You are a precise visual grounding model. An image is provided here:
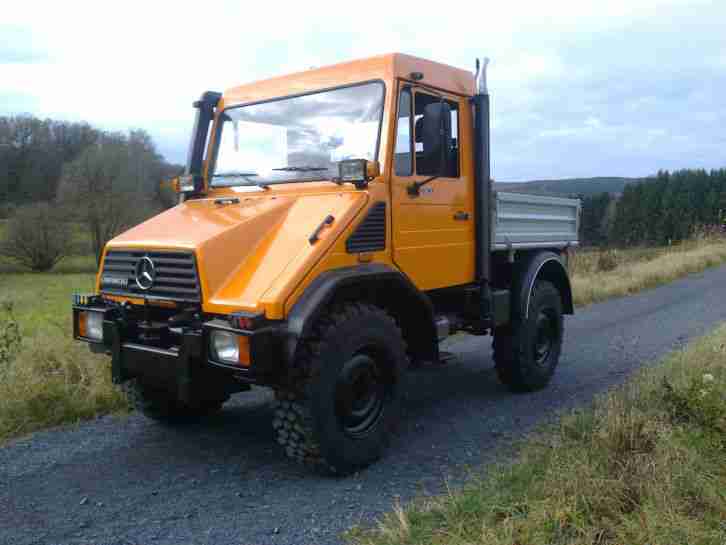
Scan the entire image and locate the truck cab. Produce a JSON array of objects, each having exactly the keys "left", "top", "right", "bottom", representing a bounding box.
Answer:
[{"left": 73, "top": 53, "right": 579, "bottom": 474}]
